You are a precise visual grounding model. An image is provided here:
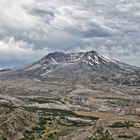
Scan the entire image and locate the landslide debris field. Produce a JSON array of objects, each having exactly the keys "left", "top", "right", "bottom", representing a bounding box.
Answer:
[{"left": 0, "top": 79, "right": 140, "bottom": 140}]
